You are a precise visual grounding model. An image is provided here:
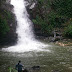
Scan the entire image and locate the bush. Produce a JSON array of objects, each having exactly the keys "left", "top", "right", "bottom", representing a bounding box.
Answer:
[
  {"left": 0, "top": 15, "right": 10, "bottom": 35},
  {"left": 32, "top": 15, "right": 53, "bottom": 34},
  {"left": 30, "top": 0, "right": 72, "bottom": 37},
  {"left": 51, "top": 0, "right": 72, "bottom": 18},
  {"left": 64, "top": 21, "right": 72, "bottom": 37},
  {"left": 0, "top": 9, "right": 13, "bottom": 36}
]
